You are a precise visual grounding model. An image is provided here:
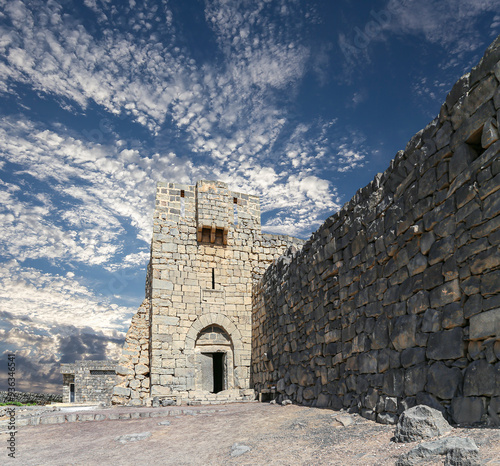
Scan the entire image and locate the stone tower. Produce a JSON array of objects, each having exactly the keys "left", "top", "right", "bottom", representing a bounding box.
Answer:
[{"left": 113, "top": 180, "right": 304, "bottom": 405}]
